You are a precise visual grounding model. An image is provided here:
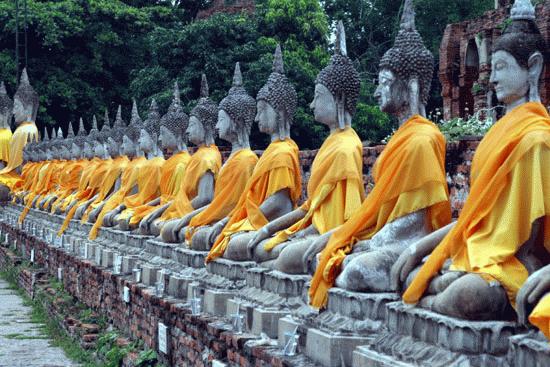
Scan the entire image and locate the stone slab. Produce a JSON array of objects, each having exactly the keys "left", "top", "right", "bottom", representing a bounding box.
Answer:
[
  {"left": 251, "top": 307, "right": 289, "bottom": 339},
  {"left": 206, "top": 258, "right": 256, "bottom": 281},
  {"left": 101, "top": 249, "right": 115, "bottom": 268},
  {"left": 141, "top": 265, "right": 160, "bottom": 286},
  {"left": 508, "top": 333, "right": 550, "bottom": 367},
  {"left": 278, "top": 316, "right": 300, "bottom": 347},
  {"left": 305, "top": 327, "right": 370, "bottom": 367},
  {"left": 167, "top": 275, "right": 188, "bottom": 299},
  {"left": 204, "top": 288, "right": 235, "bottom": 316},
  {"left": 172, "top": 247, "right": 207, "bottom": 268},
  {"left": 327, "top": 289, "right": 399, "bottom": 321},
  {"left": 352, "top": 346, "right": 414, "bottom": 367}
]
